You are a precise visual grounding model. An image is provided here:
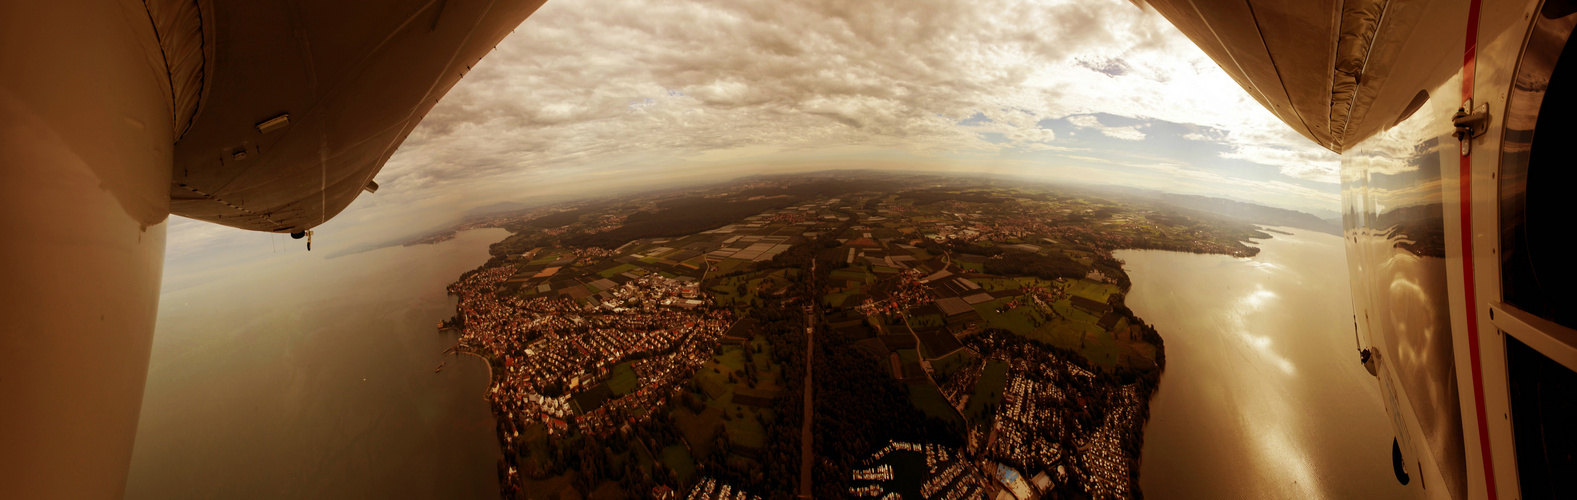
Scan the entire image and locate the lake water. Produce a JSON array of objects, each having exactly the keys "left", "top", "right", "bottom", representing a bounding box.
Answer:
[
  {"left": 127, "top": 225, "right": 1418, "bottom": 499},
  {"left": 1125, "top": 228, "right": 1420, "bottom": 499},
  {"left": 125, "top": 229, "right": 507, "bottom": 499}
]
